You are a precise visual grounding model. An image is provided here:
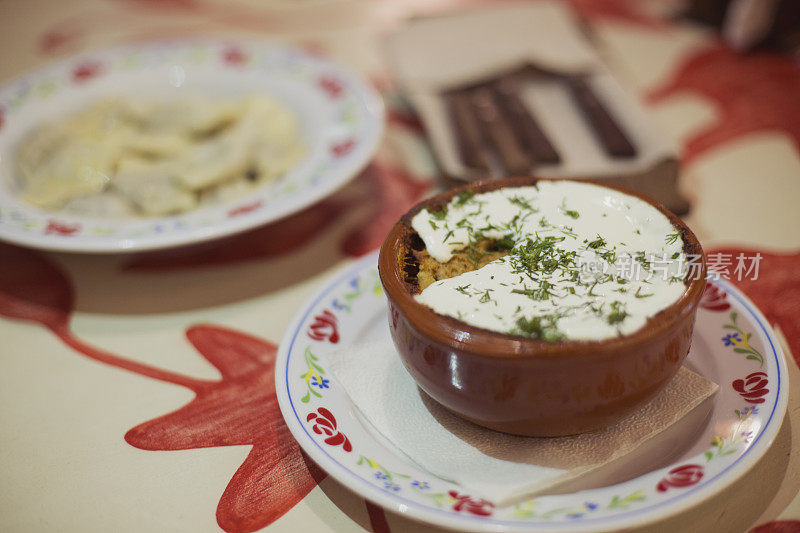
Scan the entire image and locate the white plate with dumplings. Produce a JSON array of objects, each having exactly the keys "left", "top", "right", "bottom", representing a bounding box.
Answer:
[{"left": 0, "top": 39, "right": 384, "bottom": 253}]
